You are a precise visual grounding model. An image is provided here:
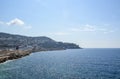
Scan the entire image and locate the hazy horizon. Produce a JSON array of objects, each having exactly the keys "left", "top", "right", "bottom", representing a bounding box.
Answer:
[{"left": 0, "top": 0, "right": 120, "bottom": 48}]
